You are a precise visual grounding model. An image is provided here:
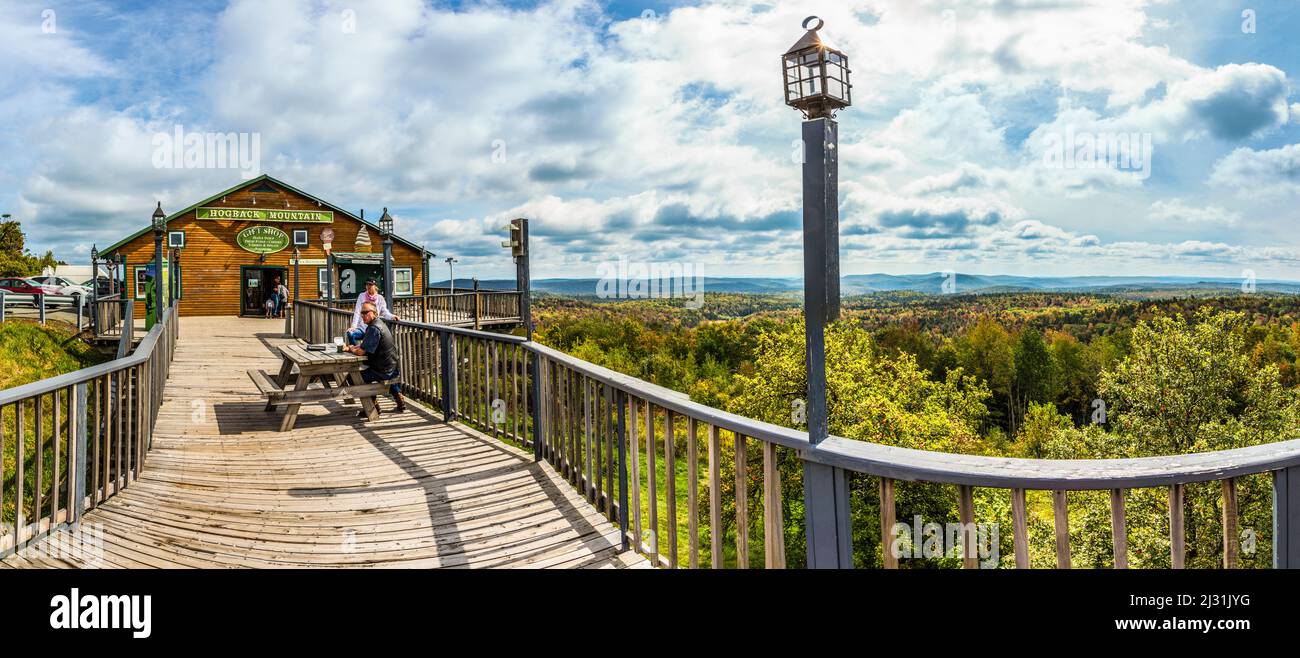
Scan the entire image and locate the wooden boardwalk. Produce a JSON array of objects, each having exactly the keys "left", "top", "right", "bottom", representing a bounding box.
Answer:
[{"left": 3, "top": 317, "right": 647, "bottom": 569}]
